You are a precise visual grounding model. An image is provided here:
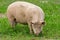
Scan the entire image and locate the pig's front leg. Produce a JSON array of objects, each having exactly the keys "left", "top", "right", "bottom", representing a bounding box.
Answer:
[{"left": 28, "top": 22, "right": 33, "bottom": 34}]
